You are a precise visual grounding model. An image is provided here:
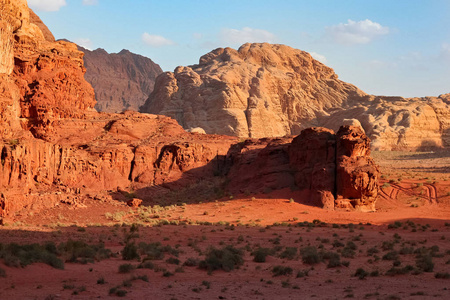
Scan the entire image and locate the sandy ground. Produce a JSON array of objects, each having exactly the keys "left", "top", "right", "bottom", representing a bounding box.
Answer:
[{"left": 1, "top": 150, "right": 450, "bottom": 299}]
